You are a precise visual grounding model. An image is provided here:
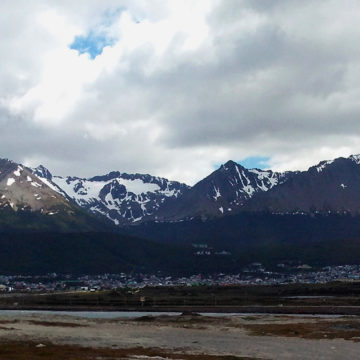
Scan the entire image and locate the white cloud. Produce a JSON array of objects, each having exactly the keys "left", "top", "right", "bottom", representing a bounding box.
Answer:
[{"left": 2, "top": 0, "right": 360, "bottom": 185}]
